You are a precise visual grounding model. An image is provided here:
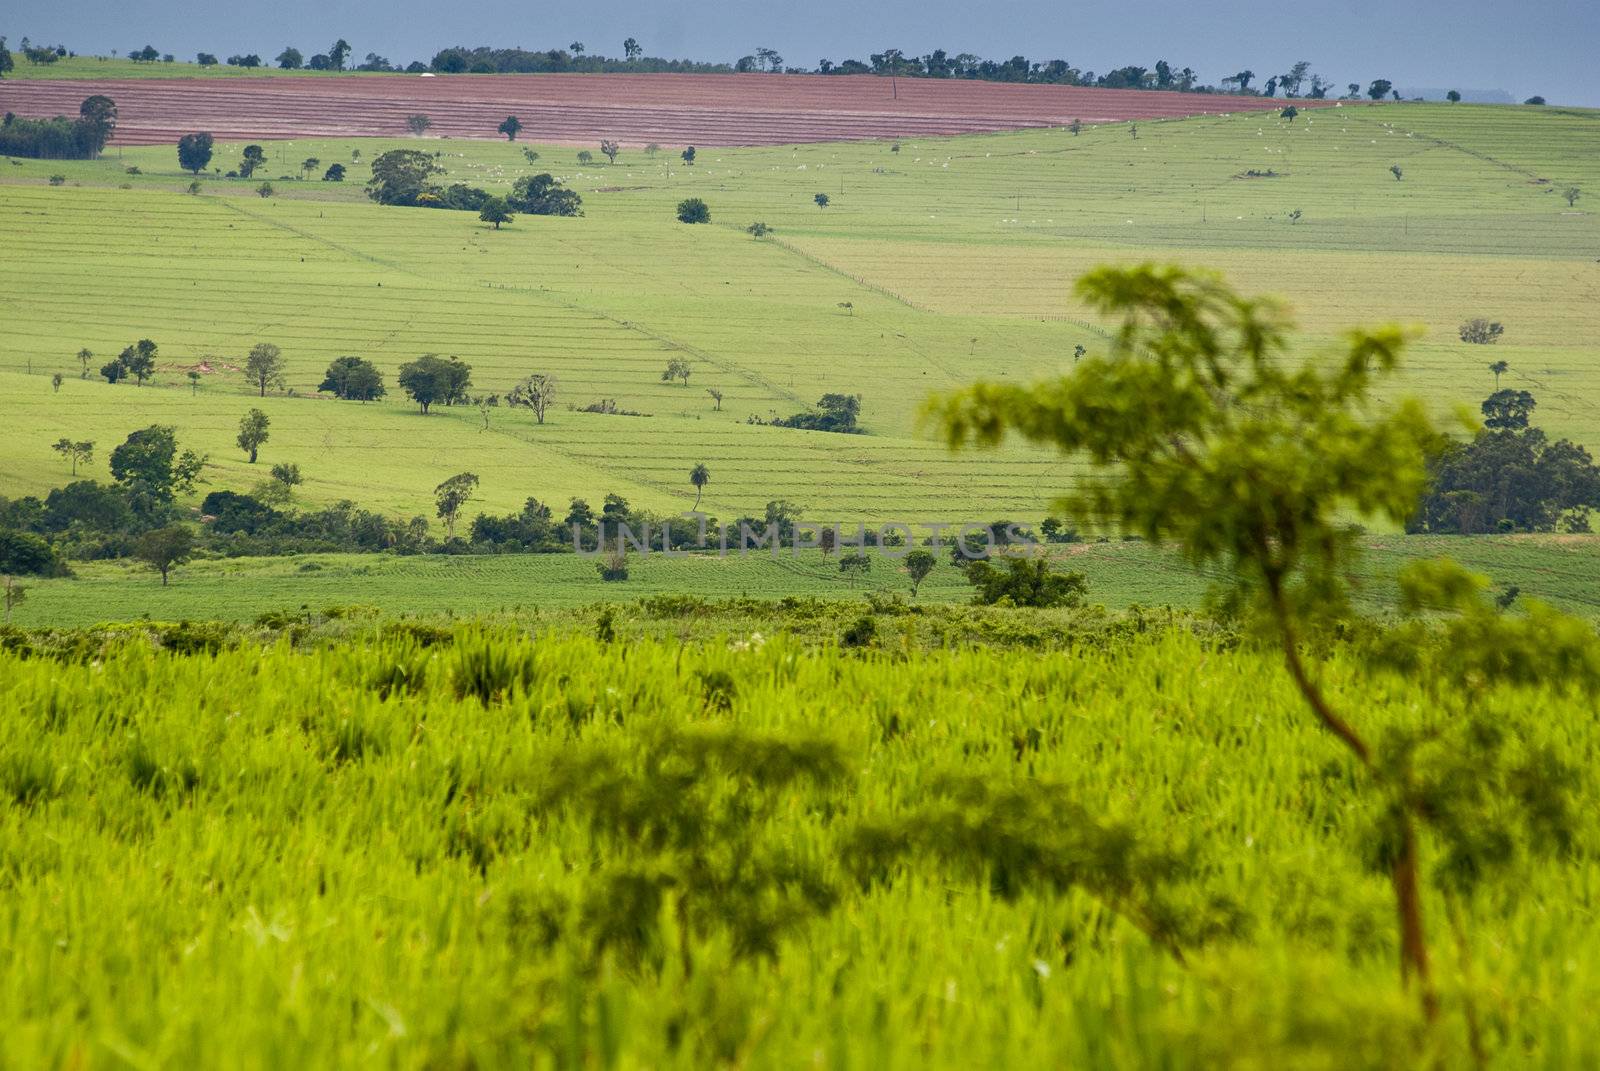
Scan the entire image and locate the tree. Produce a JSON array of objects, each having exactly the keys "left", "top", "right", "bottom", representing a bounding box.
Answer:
[
  {"left": 177, "top": 132, "right": 213, "bottom": 174},
  {"left": 681, "top": 146, "right": 696, "bottom": 166},
  {"left": 599, "top": 139, "right": 621, "bottom": 164},
  {"left": 814, "top": 192, "right": 830, "bottom": 207},
  {"left": 476, "top": 196, "right": 514, "bottom": 229},
  {"left": 1564, "top": 187, "right": 1581, "bottom": 208},
  {"left": 0, "top": 38, "right": 12, "bottom": 79},
  {"left": 507, "top": 373, "right": 557, "bottom": 424},
  {"left": 434, "top": 473, "right": 479, "bottom": 540},
  {"left": 366, "top": 149, "right": 442, "bottom": 205},
  {"left": 689, "top": 463, "right": 710, "bottom": 509},
  {"left": 1368, "top": 78, "right": 1393, "bottom": 100},
  {"left": 1489, "top": 359, "right": 1509, "bottom": 388},
  {"left": 964, "top": 555, "right": 1087, "bottom": 607},
  {"left": 1390, "top": 164, "right": 1403, "bottom": 182},
  {"left": 323, "top": 163, "right": 345, "bottom": 182},
  {"left": 187, "top": 180, "right": 203, "bottom": 195},
  {"left": 77, "top": 347, "right": 93, "bottom": 379},
  {"left": 237, "top": 408, "right": 270, "bottom": 463},
  {"left": 707, "top": 387, "right": 723, "bottom": 410},
  {"left": 188, "top": 370, "right": 201, "bottom": 394},
  {"left": 1481, "top": 388, "right": 1536, "bottom": 431},
  {"left": 134, "top": 525, "right": 193, "bottom": 586},
  {"left": 662, "top": 357, "right": 692, "bottom": 385},
  {"left": 925, "top": 264, "right": 1533, "bottom": 1020},
  {"left": 299, "top": 156, "right": 320, "bottom": 179},
  {"left": 498, "top": 115, "right": 522, "bottom": 140},
  {"left": 276, "top": 47, "right": 303, "bottom": 70},
  {"left": 257, "top": 182, "right": 274, "bottom": 198},
  {"left": 904, "top": 548, "right": 937, "bottom": 597},
  {"left": 76, "top": 95, "right": 118, "bottom": 156},
  {"left": 1459, "top": 318, "right": 1503, "bottom": 344},
  {"left": 329, "top": 38, "right": 351, "bottom": 71},
  {"left": 677, "top": 198, "right": 710, "bottom": 224},
  {"left": 746, "top": 221, "right": 771, "bottom": 237},
  {"left": 576, "top": 150, "right": 594, "bottom": 165},
  {"left": 1280, "top": 105, "right": 1298, "bottom": 121},
  {"left": 246, "top": 342, "right": 286, "bottom": 397},
  {"left": 1446, "top": 89, "right": 1461, "bottom": 102},
  {"left": 51, "top": 372, "right": 64, "bottom": 392},
  {"left": 398, "top": 354, "right": 471, "bottom": 414},
  {"left": 1, "top": 576, "right": 24, "bottom": 625},
  {"left": 239, "top": 144, "right": 266, "bottom": 178},
  {"left": 1525, "top": 96, "right": 1546, "bottom": 105},
  {"left": 405, "top": 113, "right": 432, "bottom": 136},
  {"left": 100, "top": 360, "right": 125, "bottom": 384},
  {"left": 110, "top": 426, "right": 179, "bottom": 512},
  {"left": 119, "top": 339, "right": 156, "bottom": 386},
  {"left": 318, "top": 356, "right": 385, "bottom": 401},
  {"left": 838, "top": 552, "right": 871, "bottom": 587},
  {"left": 50, "top": 438, "right": 94, "bottom": 475},
  {"left": 1413, "top": 394, "right": 1600, "bottom": 534},
  {"left": 623, "top": 38, "right": 642, "bottom": 61},
  {"left": 506, "top": 173, "right": 583, "bottom": 216}
]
